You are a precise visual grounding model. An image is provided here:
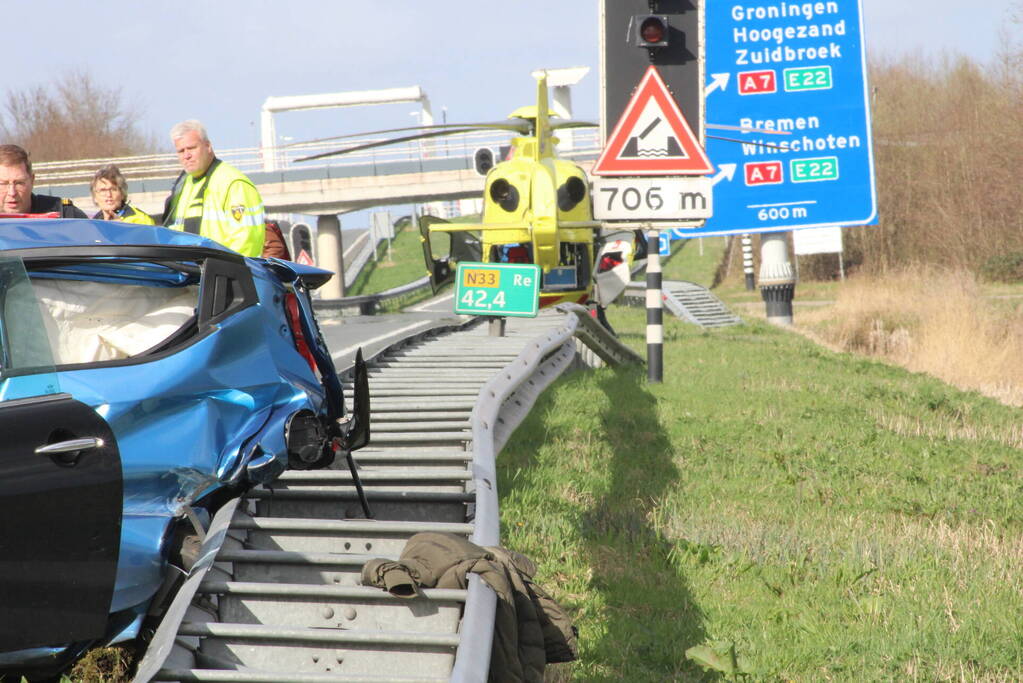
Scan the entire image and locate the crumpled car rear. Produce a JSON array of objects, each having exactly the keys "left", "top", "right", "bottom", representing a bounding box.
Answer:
[{"left": 0, "top": 219, "right": 351, "bottom": 676}]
